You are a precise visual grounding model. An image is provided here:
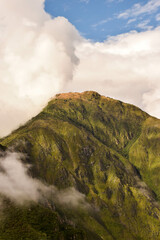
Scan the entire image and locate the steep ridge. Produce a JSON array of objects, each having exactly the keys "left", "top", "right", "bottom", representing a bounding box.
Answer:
[{"left": 0, "top": 91, "right": 160, "bottom": 239}]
